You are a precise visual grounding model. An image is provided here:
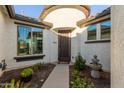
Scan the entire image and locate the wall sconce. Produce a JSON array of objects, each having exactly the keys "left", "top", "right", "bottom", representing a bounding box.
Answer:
[{"left": 0, "top": 59, "right": 7, "bottom": 71}]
